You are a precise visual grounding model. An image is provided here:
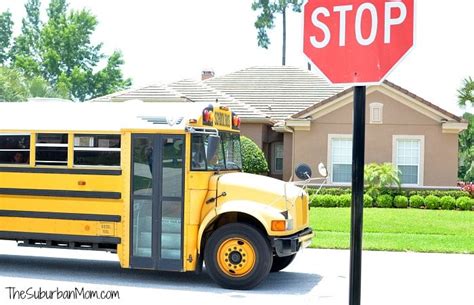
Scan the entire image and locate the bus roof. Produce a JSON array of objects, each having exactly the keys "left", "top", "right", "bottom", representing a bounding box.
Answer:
[{"left": 0, "top": 100, "right": 214, "bottom": 132}]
